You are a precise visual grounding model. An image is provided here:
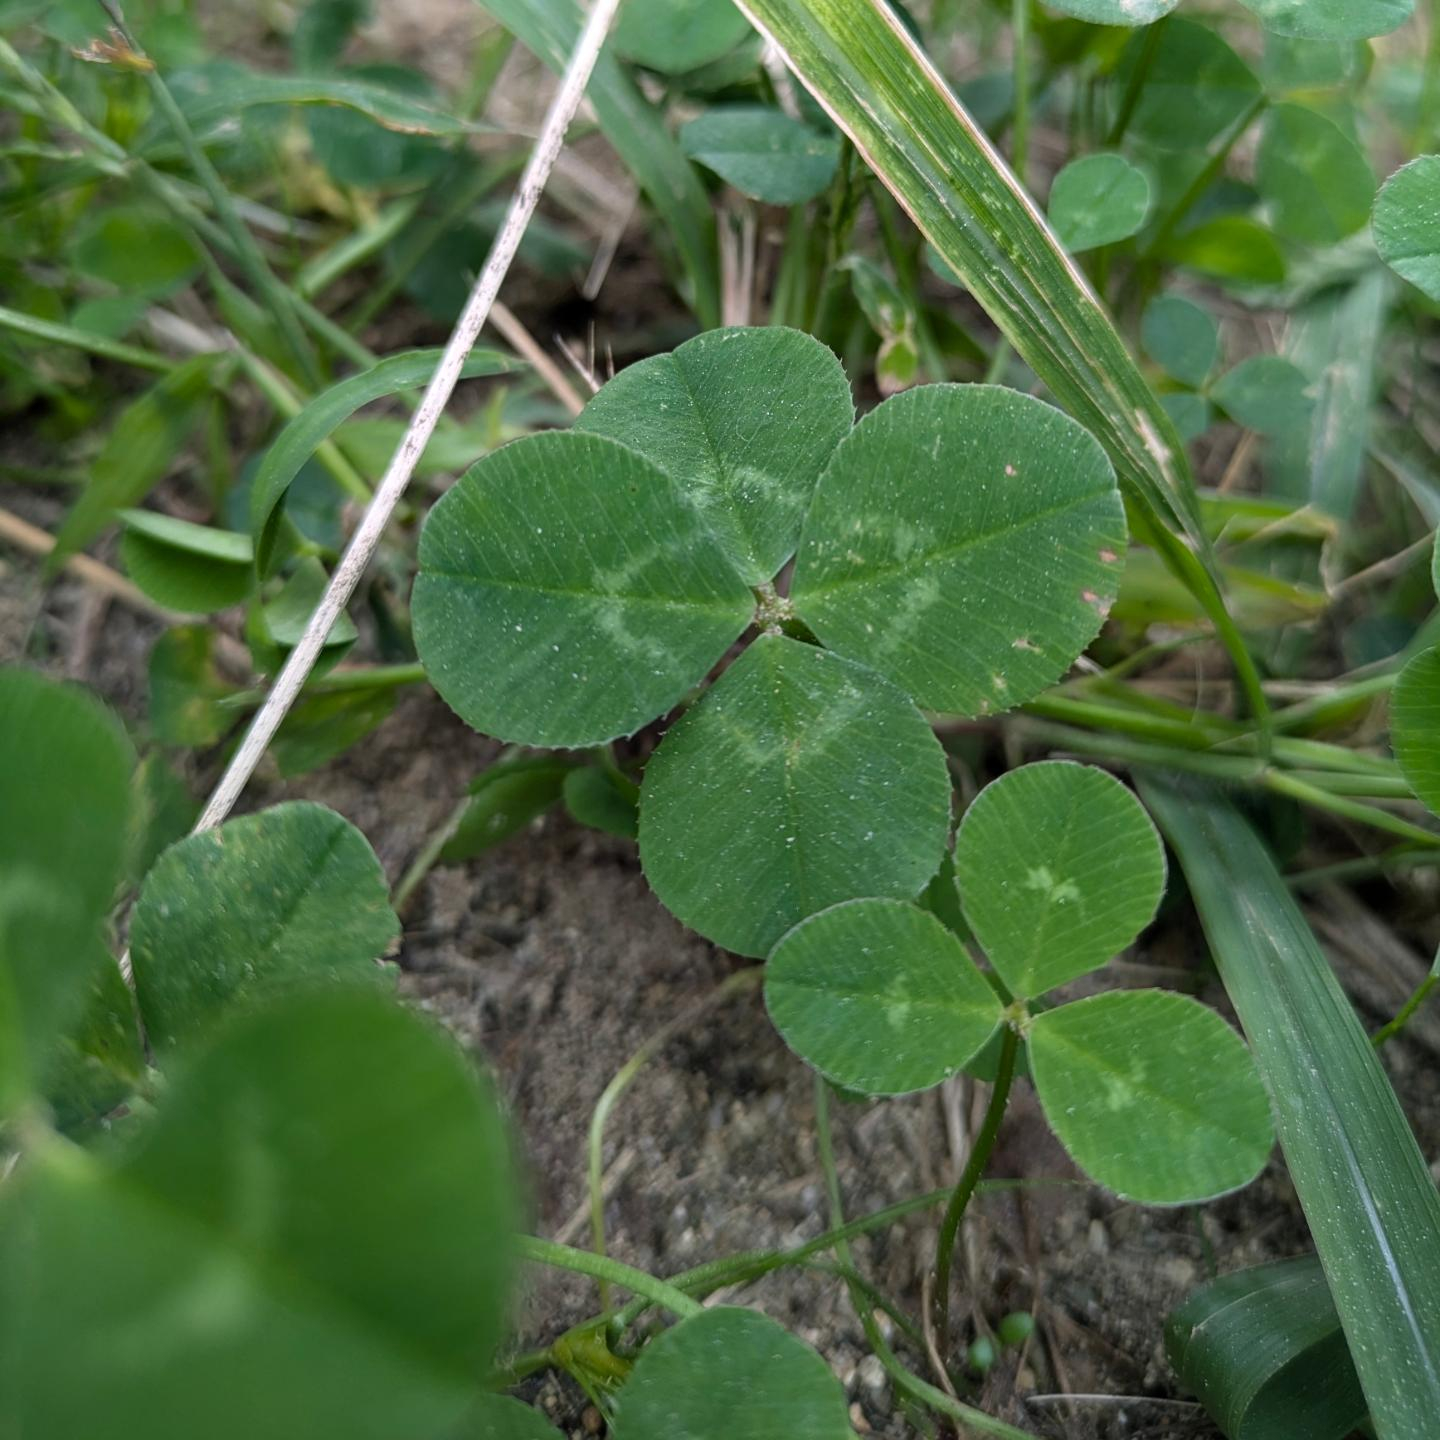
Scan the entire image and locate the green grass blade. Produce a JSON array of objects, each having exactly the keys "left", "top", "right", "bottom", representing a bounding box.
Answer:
[
  {"left": 1140, "top": 776, "right": 1440, "bottom": 1440},
  {"left": 475, "top": 0, "right": 721, "bottom": 328},
  {"left": 1166, "top": 1257, "right": 1367, "bottom": 1440},
  {"left": 733, "top": 0, "right": 1201, "bottom": 547}
]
